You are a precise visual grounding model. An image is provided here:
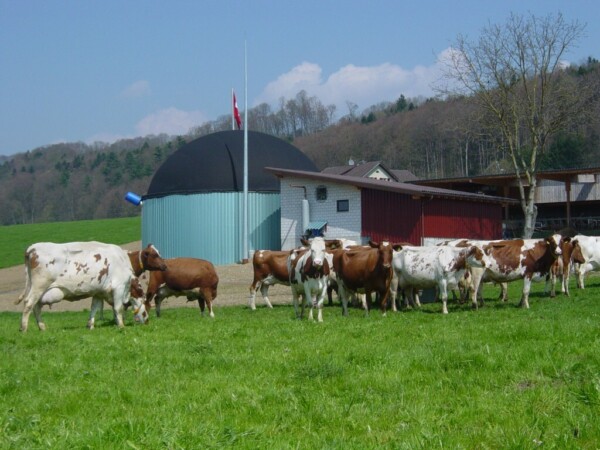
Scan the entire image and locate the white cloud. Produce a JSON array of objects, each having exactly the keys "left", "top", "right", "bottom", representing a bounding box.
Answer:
[
  {"left": 255, "top": 54, "right": 447, "bottom": 116},
  {"left": 135, "top": 107, "right": 208, "bottom": 136},
  {"left": 121, "top": 80, "right": 151, "bottom": 98}
]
